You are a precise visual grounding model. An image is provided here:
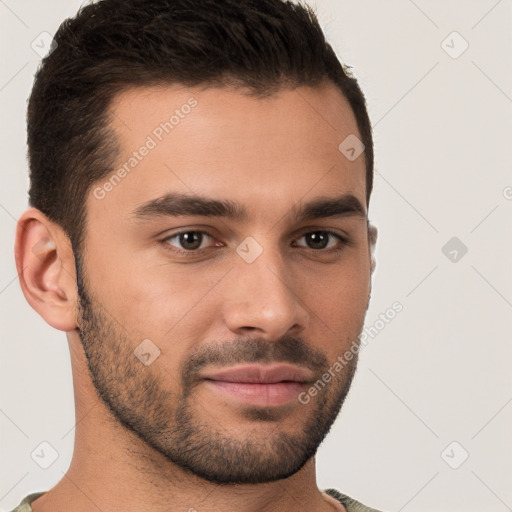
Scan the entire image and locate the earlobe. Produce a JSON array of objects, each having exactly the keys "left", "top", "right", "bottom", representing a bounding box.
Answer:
[
  {"left": 368, "top": 223, "right": 378, "bottom": 274},
  {"left": 14, "top": 208, "right": 78, "bottom": 332}
]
